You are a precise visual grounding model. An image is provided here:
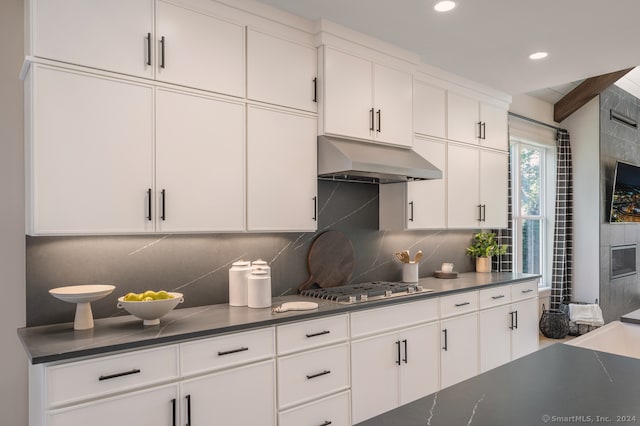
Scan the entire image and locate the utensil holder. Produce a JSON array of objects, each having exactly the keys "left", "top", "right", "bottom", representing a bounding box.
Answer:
[{"left": 402, "top": 262, "right": 419, "bottom": 283}]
